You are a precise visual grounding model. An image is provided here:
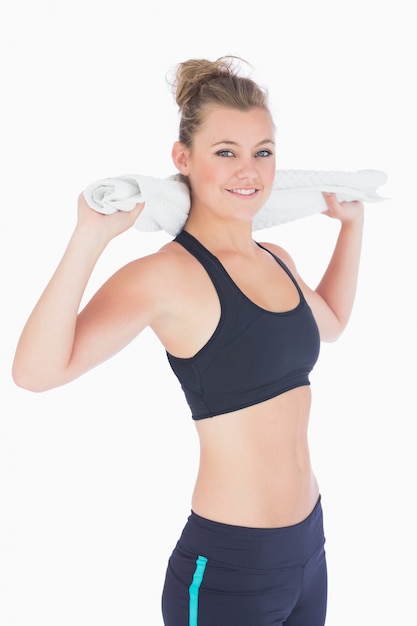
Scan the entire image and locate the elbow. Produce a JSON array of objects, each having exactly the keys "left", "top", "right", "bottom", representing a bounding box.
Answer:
[
  {"left": 319, "top": 319, "right": 345, "bottom": 343},
  {"left": 12, "top": 373, "right": 50, "bottom": 394},
  {"left": 12, "top": 360, "right": 58, "bottom": 393},
  {"left": 323, "top": 331, "right": 342, "bottom": 343}
]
